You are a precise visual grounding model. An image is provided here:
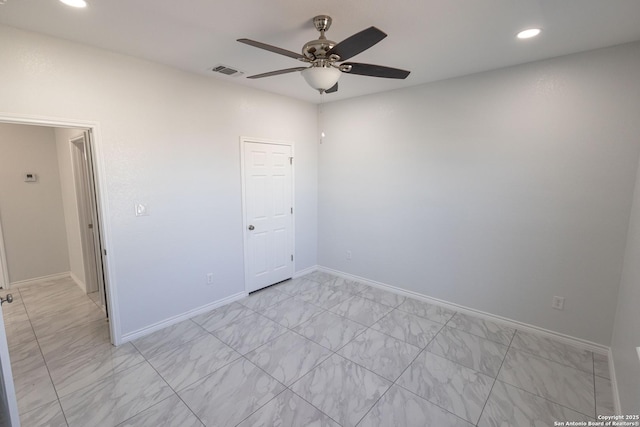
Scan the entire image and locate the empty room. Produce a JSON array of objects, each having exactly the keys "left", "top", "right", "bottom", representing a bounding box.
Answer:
[{"left": 0, "top": 0, "right": 639, "bottom": 426}]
